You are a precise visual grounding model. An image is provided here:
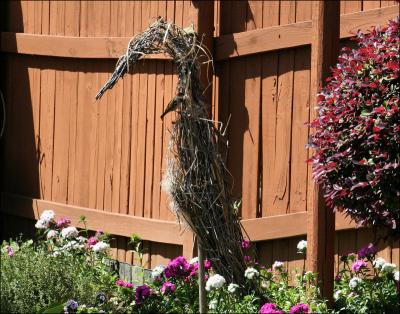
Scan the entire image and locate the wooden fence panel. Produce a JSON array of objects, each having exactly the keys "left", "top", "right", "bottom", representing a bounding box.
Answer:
[{"left": 1, "top": 0, "right": 399, "bottom": 271}]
